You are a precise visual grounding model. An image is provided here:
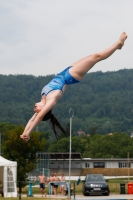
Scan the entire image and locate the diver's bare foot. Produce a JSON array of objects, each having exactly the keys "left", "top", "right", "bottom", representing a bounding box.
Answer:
[{"left": 117, "top": 32, "right": 127, "bottom": 49}]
